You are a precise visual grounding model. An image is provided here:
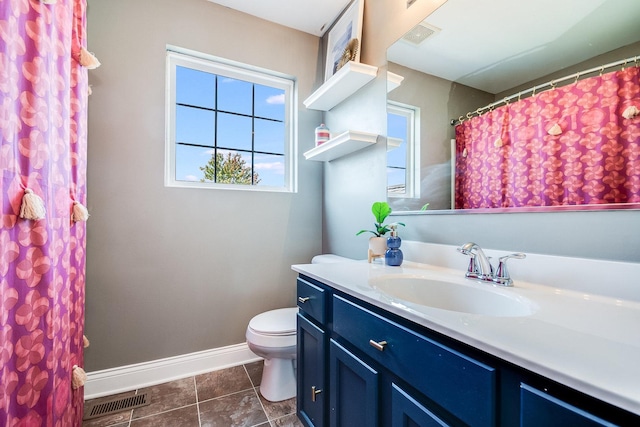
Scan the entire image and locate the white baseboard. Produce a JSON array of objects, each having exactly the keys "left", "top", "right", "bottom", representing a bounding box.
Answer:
[{"left": 84, "top": 343, "right": 261, "bottom": 400}]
